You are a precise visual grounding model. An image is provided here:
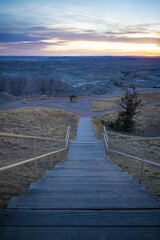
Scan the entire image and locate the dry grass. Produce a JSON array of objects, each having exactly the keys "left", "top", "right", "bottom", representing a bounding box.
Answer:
[
  {"left": 90, "top": 90, "right": 160, "bottom": 112},
  {"left": 93, "top": 104, "right": 160, "bottom": 196},
  {"left": 0, "top": 107, "right": 79, "bottom": 208},
  {"left": 90, "top": 96, "right": 120, "bottom": 112},
  {"left": 139, "top": 91, "right": 160, "bottom": 104},
  {"left": 134, "top": 104, "right": 160, "bottom": 137},
  {"left": 23, "top": 96, "right": 68, "bottom": 103}
]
